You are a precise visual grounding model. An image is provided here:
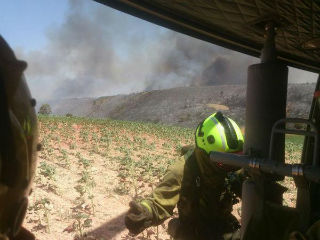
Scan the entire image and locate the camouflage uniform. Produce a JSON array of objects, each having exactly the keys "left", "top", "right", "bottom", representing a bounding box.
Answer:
[
  {"left": 139, "top": 147, "right": 244, "bottom": 240},
  {"left": 0, "top": 36, "right": 38, "bottom": 240},
  {"left": 291, "top": 220, "right": 320, "bottom": 240}
]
